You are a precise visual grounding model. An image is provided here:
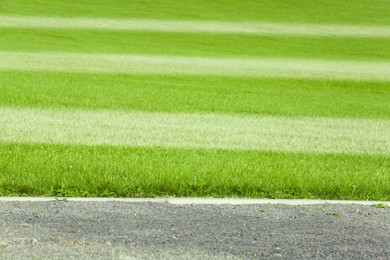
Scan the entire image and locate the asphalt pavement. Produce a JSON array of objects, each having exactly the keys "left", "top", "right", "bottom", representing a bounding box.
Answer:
[{"left": 0, "top": 200, "right": 389, "bottom": 259}]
